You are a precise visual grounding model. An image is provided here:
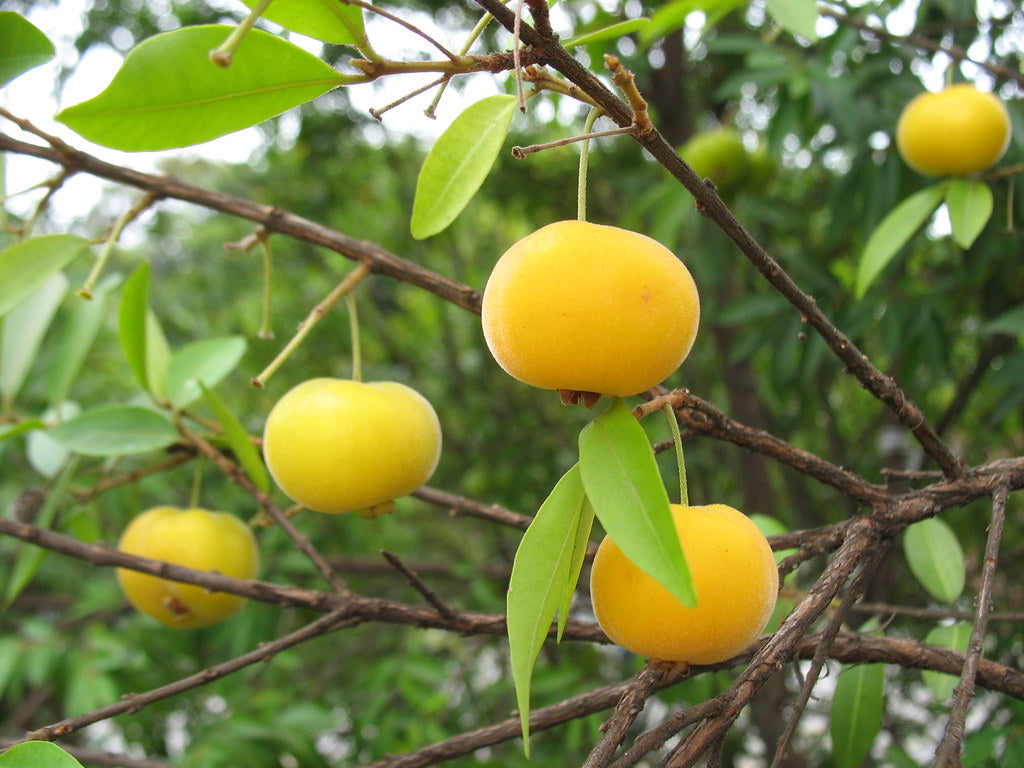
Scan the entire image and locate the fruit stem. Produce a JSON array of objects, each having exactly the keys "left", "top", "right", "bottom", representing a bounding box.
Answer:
[
  {"left": 346, "top": 291, "right": 362, "bottom": 382},
  {"left": 577, "top": 106, "right": 601, "bottom": 222},
  {"left": 78, "top": 193, "right": 156, "bottom": 299},
  {"left": 252, "top": 262, "right": 372, "bottom": 388},
  {"left": 210, "top": 0, "right": 273, "bottom": 67},
  {"left": 662, "top": 402, "right": 688, "bottom": 506}
]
